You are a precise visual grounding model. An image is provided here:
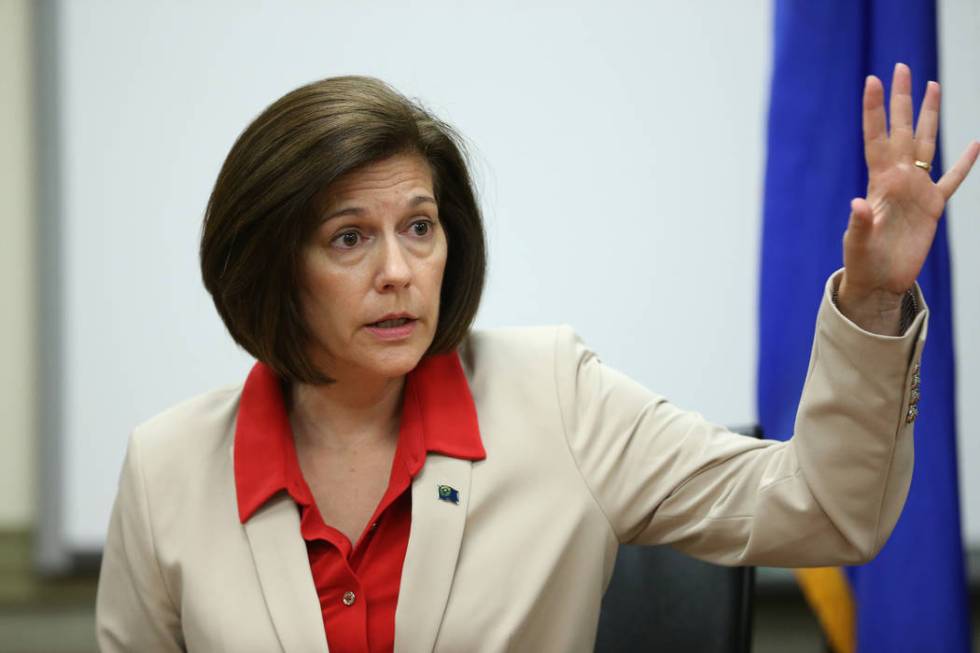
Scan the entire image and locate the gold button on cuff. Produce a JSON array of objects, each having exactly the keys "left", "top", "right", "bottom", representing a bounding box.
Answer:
[
  {"left": 906, "top": 405, "right": 919, "bottom": 424},
  {"left": 342, "top": 591, "right": 356, "bottom": 607}
]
